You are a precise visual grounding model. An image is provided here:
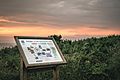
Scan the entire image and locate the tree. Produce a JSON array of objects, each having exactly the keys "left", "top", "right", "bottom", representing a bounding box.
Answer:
[{"left": 49, "top": 35, "right": 62, "bottom": 42}]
